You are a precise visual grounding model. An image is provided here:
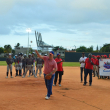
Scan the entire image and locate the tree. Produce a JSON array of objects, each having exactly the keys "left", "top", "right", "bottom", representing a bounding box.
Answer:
[
  {"left": 0, "top": 47, "right": 4, "bottom": 53},
  {"left": 12, "top": 49, "right": 15, "bottom": 54},
  {"left": 29, "top": 48, "right": 33, "bottom": 53},
  {"left": 96, "top": 45, "right": 98, "bottom": 51},
  {"left": 76, "top": 46, "right": 87, "bottom": 52},
  {"left": 15, "top": 43, "right": 20, "bottom": 48},
  {"left": 100, "top": 44, "right": 110, "bottom": 52},
  {"left": 4, "top": 45, "right": 12, "bottom": 53},
  {"left": 53, "top": 46, "right": 66, "bottom": 51},
  {"left": 87, "top": 46, "right": 93, "bottom": 52}
]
